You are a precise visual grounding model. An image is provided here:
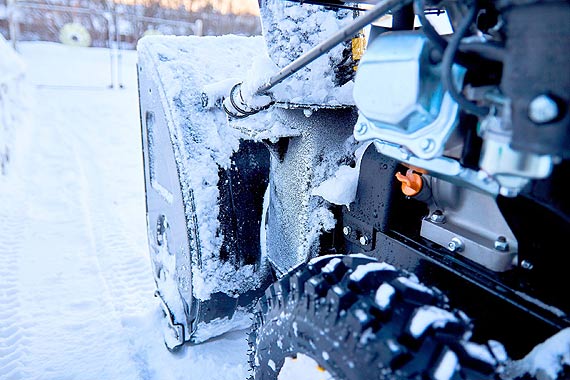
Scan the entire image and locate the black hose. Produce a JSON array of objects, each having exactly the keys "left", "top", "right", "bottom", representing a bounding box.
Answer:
[
  {"left": 459, "top": 42, "right": 505, "bottom": 62},
  {"left": 414, "top": 0, "right": 448, "bottom": 52},
  {"left": 441, "top": 2, "right": 490, "bottom": 117}
]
